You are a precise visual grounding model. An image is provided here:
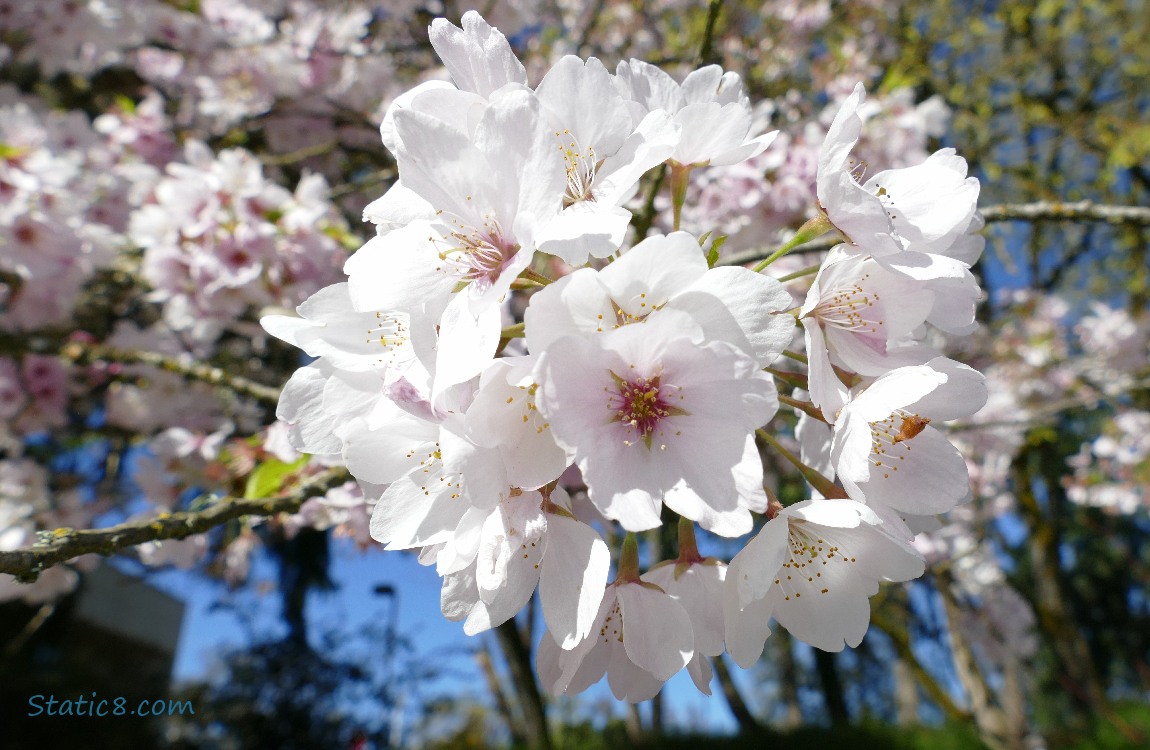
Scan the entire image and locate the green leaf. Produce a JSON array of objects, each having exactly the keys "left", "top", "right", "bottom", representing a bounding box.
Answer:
[
  {"left": 243, "top": 456, "right": 309, "bottom": 500},
  {"left": 705, "top": 233, "right": 727, "bottom": 268}
]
